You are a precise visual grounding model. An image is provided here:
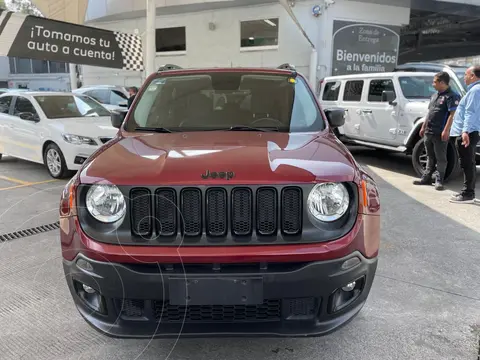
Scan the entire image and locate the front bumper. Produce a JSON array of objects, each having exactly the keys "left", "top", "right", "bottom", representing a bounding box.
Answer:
[
  {"left": 63, "top": 251, "right": 378, "bottom": 338},
  {"left": 62, "top": 143, "right": 99, "bottom": 170},
  {"left": 62, "top": 139, "right": 112, "bottom": 170}
]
